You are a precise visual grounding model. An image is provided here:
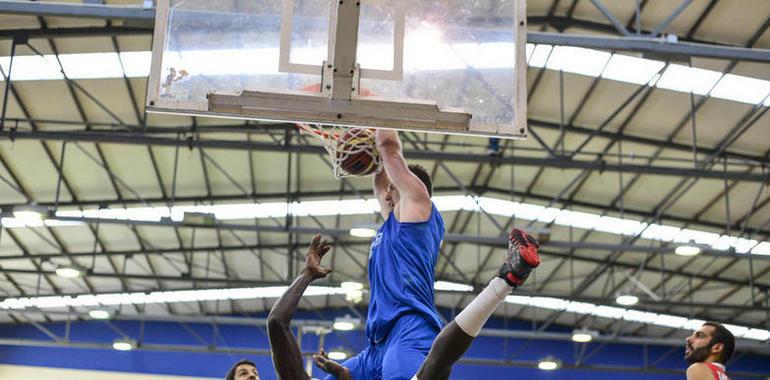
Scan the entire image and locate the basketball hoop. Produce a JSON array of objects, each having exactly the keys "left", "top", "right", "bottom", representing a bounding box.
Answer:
[{"left": 296, "top": 84, "right": 381, "bottom": 180}]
